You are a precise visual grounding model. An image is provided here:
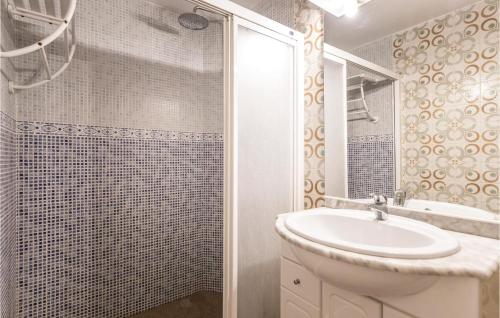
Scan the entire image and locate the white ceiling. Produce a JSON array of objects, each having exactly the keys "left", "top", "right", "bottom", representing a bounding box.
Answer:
[{"left": 325, "top": 0, "right": 480, "bottom": 50}]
